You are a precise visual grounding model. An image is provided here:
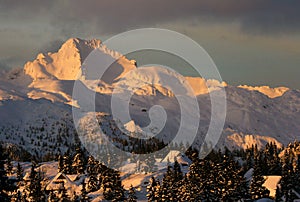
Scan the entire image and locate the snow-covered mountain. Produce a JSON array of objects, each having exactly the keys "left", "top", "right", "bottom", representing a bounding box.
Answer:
[{"left": 0, "top": 38, "right": 299, "bottom": 157}]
